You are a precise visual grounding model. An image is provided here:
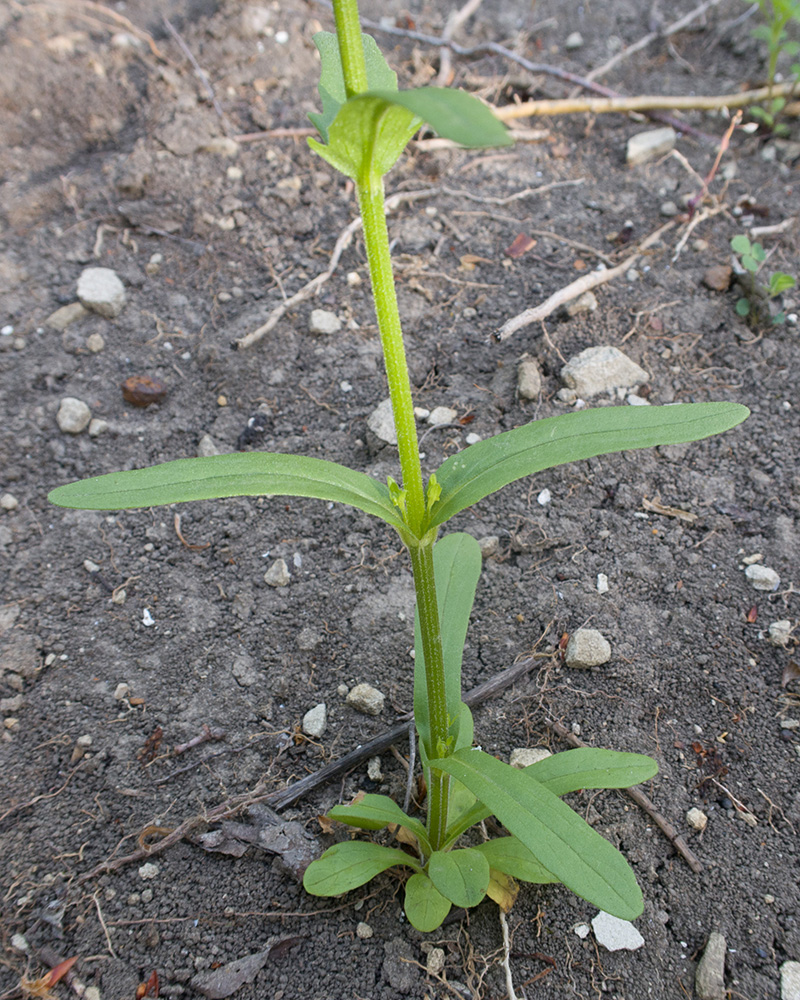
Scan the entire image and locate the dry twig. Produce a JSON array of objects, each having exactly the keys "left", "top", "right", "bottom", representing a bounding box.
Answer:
[{"left": 437, "top": 0, "right": 485, "bottom": 87}]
